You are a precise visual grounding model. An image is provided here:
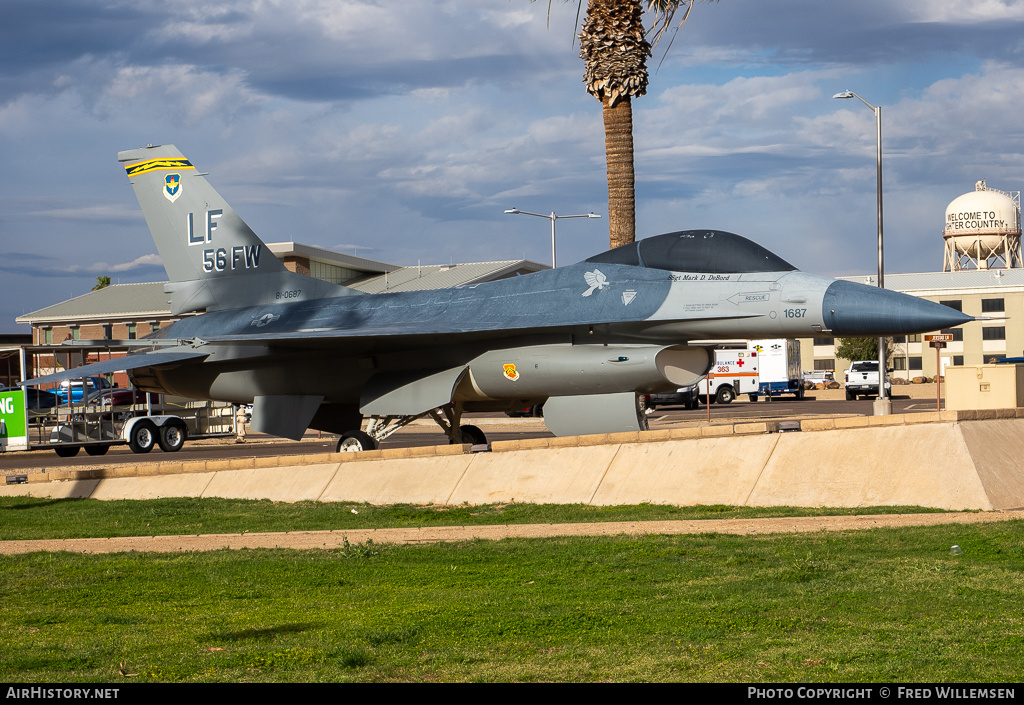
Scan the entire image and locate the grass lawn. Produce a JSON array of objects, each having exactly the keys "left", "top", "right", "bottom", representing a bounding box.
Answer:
[
  {"left": 1, "top": 497, "right": 1022, "bottom": 682},
  {"left": 0, "top": 495, "right": 946, "bottom": 540}
]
